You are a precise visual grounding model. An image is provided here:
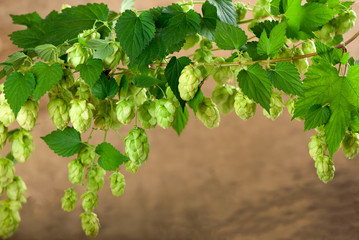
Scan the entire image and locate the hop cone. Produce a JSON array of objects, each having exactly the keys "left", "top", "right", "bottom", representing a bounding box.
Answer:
[
  {"left": 293, "top": 48, "right": 309, "bottom": 75},
  {"left": 109, "top": 172, "right": 125, "bottom": 197},
  {"left": 68, "top": 159, "right": 84, "bottom": 185},
  {"left": 125, "top": 128, "right": 150, "bottom": 167},
  {"left": 16, "top": 99, "right": 38, "bottom": 131},
  {"left": 81, "top": 192, "right": 98, "bottom": 212},
  {"left": 263, "top": 91, "right": 285, "bottom": 120},
  {"left": 314, "top": 23, "right": 336, "bottom": 44},
  {"left": 93, "top": 99, "right": 121, "bottom": 130},
  {"left": 211, "top": 85, "right": 237, "bottom": 115},
  {"left": 0, "top": 200, "right": 21, "bottom": 239},
  {"left": 78, "top": 29, "right": 100, "bottom": 42},
  {"left": 275, "top": 45, "right": 292, "bottom": 59},
  {"left": 124, "top": 160, "right": 139, "bottom": 173},
  {"left": 10, "top": 130, "right": 34, "bottom": 163},
  {"left": 6, "top": 176, "right": 27, "bottom": 203},
  {"left": 166, "top": 87, "right": 180, "bottom": 108},
  {"left": 74, "top": 79, "right": 92, "bottom": 101},
  {"left": 197, "top": 97, "right": 220, "bottom": 129},
  {"left": 155, "top": 99, "right": 176, "bottom": 129},
  {"left": 80, "top": 212, "right": 100, "bottom": 238},
  {"left": 315, "top": 155, "right": 335, "bottom": 183},
  {"left": 0, "top": 94, "right": 15, "bottom": 127},
  {"left": 103, "top": 41, "right": 123, "bottom": 70},
  {"left": 78, "top": 145, "right": 96, "bottom": 166},
  {"left": 178, "top": 65, "right": 201, "bottom": 101},
  {"left": 116, "top": 98, "right": 135, "bottom": 125},
  {"left": 0, "top": 158, "right": 14, "bottom": 187},
  {"left": 212, "top": 58, "right": 233, "bottom": 85},
  {"left": 0, "top": 123, "right": 7, "bottom": 149},
  {"left": 86, "top": 166, "right": 106, "bottom": 192},
  {"left": 302, "top": 40, "right": 316, "bottom": 55},
  {"left": 234, "top": 90, "right": 256, "bottom": 120},
  {"left": 69, "top": 99, "right": 94, "bottom": 134},
  {"left": 138, "top": 100, "right": 157, "bottom": 129},
  {"left": 308, "top": 132, "right": 327, "bottom": 161},
  {"left": 61, "top": 188, "right": 78, "bottom": 212},
  {"left": 286, "top": 98, "right": 305, "bottom": 121},
  {"left": 333, "top": 10, "right": 356, "bottom": 34},
  {"left": 341, "top": 133, "right": 359, "bottom": 159},
  {"left": 59, "top": 68, "right": 74, "bottom": 90},
  {"left": 47, "top": 96, "right": 70, "bottom": 130},
  {"left": 183, "top": 34, "right": 201, "bottom": 50},
  {"left": 235, "top": 2, "right": 247, "bottom": 22},
  {"left": 120, "top": 84, "right": 147, "bottom": 106},
  {"left": 67, "top": 43, "right": 91, "bottom": 67}
]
